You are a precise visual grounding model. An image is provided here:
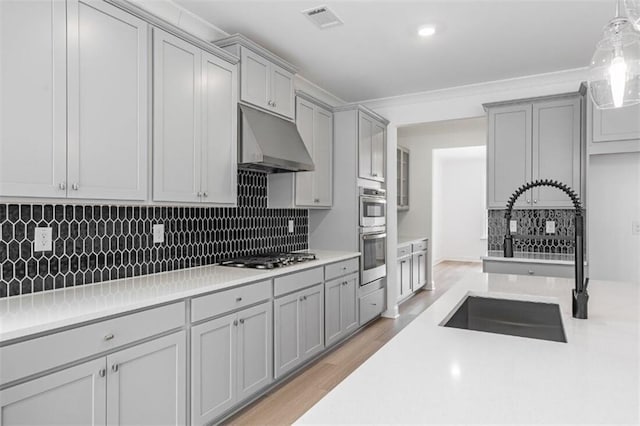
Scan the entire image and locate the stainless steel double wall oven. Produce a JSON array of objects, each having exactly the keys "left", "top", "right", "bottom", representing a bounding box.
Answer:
[{"left": 359, "top": 188, "right": 386, "bottom": 286}]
